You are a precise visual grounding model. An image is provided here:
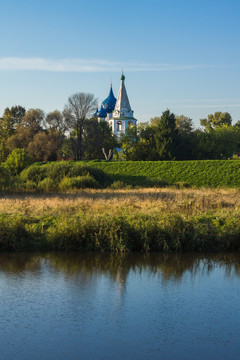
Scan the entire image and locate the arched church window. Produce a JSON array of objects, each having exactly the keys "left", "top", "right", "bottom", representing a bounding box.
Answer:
[{"left": 117, "top": 121, "right": 122, "bottom": 131}]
